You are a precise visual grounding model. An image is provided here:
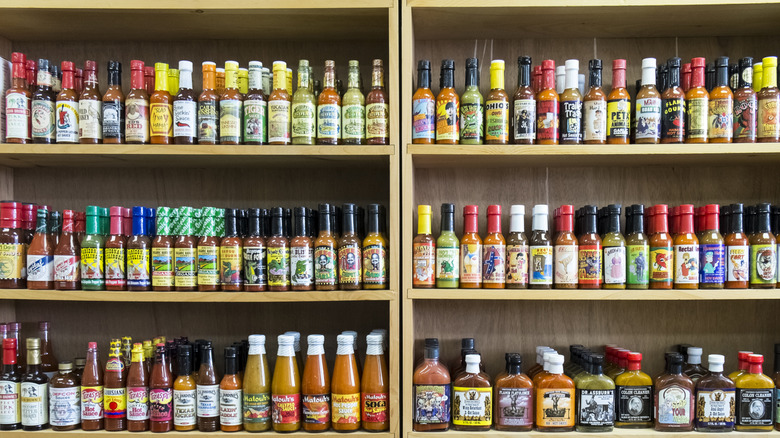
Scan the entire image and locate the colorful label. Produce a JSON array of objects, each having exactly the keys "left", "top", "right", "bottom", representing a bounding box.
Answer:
[
  {"left": 219, "top": 388, "right": 241, "bottom": 426},
  {"left": 365, "top": 103, "right": 388, "bottom": 139},
  {"left": 604, "top": 246, "right": 626, "bottom": 284},
  {"left": 674, "top": 244, "right": 699, "bottom": 284},
  {"left": 197, "top": 245, "right": 219, "bottom": 286},
  {"left": 27, "top": 254, "right": 53, "bottom": 282},
  {"left": 436, "top": 247, "right": 459, "bottom": 281},
  {"left": 607, "top": 98, "right": 630, "bottom": 140},
  {"left": 6, "top": 93, "right": 30, "bottom": 139},
  {"left": 150, "top": 388, "right": 173, "bottom": 422},
  {"left": 54, "top": 254, "right": 80, "bottom": 282},
  {"left": 506, "top": 244, "right": 529, "bottom": 285},
  {"left": 80, "top": 246, "right": 103, "bottom": 285},
  {"left": 127, "top": 386, "right": 149, "bottom": 420},
  {"left": 482, "top": 244, "right": 505, "bottom": 283},
  {"left": 412, "top": 98, "right": 435, "bottom": 140},
  {"left": 338, "top": 245, "right": 361, "bottom": 285},
  {"left": 0, "top": 380, "right": 20, "bottom": 425},
  {"left": 413, "top": 242, "right": 435, "bottom": 286},
  {"left": 583, "top": 99, "right": 607, "bottom": 141},
  {"left": 460, "top": 243, "right": 482, "bottom": 284},
  {"left": 56, "top": 100, "right": 80, "bottom": 142},
  {"left": 736, "top": 388, "right": 773, "bottom": 426},
  {"left": 127, "top": 247, "right": 151, "bottom": 287},
  {"left": 536, "top": 388, "right": 574, "bottom": 427},
  {"left": 79, "top": 99, "right": 102, "bottom": 139},
  {"left": 616, "top": 385, "right": 653, "bottom": 423},
  {"left": 635, "top": 97, "right": 661, "bottom": 140},
  {"left": 750, "top": 243, "right": 776, "bottom": 284},
  {"left": 267, "top": 246, "right": 290, "bottom": 287},
  {"left": 303, "top": 394, "right": 330, "bottom": 424},
  {"left": 125, "top": 98, "right": 149, "bottom": 142},
  {"left": 514, "top": 98, "right": 536, "bottom": 141},
  {"left": 530, "top": 245, "right": 553, "bottom": 284},
  {"left": 485, "top": 99, "right": 509, "bottom": 142},
  {"left": 650, "top": 246, "right": 673, "bottom": 282},
  {"left": 243, "top": 392, "right": 270, "bottom": 424},
  {"left": 150, "top": 102, "right": 173, "bottom": 137},
  {"left": 435, "top": 96, "right": 458, "bottom": 141},
  {"left": 21, "top": 382, "right": 47, "bottom": 426},
  {"left": 317, "top": 103, "right": 341, "bottom": 139},
  {"left": 81, "top": 385, "right": 104, "bottom": 420},
  {"left": 554, "top": 245, "right": 578, "bottom": 285},
  {"left": 627, "top": 244, "right": 649, "bottom": 285},
  {"left": 734, "top": 95, "right": 757, "bottom": 140},
  {"left": 219, "top": 99, "right": 242, "bottom": 141},
  {"left": 709, "top": 97, "right": 733, "bottom": 139},
  {"left": 332, "top": 393, "right": 361, "bottom": 424},
  {"left": 105, "top": 247, "right": 126, "bottom": 286},
  {"left": 576, "top": 388, "right": 615, "bottom": 427},
  {"left": 414, "top": 384, "right": 450, "bottom": 425},
  {"left": 49, "top": 385, "right": 79, "bottom": 426},
  {"left": 696, "top": 388, "right": 735, "bottom": 428},
  {"left": 452, "top": 386, "right": 491, "bottom": 426},
  {"left": 291, "top": 102, "right": 315, "bottom": 140},
  {"left": 197, "top": 100, "right": 218, "bottom": 142},
  {"left": 459, "top": 102, "right": 483, "bottom": 141},
  {"left": 104, "top": 387, "right": 127, "bottom": 418},
  {"left": 243, "top": 246, "right": 267, "bottom": 287},
  {"left": 560, "top": 99, "right": 582, "bottom": 142},
  {"left": 758, "top": 95, "right": 780, "bottom": 139},
  {"left": 342, "top": 104, "right": 365, "bottom": 140},
  {"left": 220, "top": 244, "right": 242, "bottom": 286},
  {"left": 700, "top": 243, "right": 725, "bottom": 284},
  {"left": 151, "top": 247, "right": 174, "bottom": 287},
  {"left": 0, "top": 243, "right": 25, "bottom": 280},
  {"left": 290, "top": 245, "right": 313, "bottom": 287},
  {"left": 497, "top": 387, "right": 532, "bottom": 426},
  {"left": 173, "top": 100, "right": 197, "bottom": 138},
  {"left": 661, "top": 97, "right": 685, "bottom": 141},
  {"left": 174, "top": 247, "right": 197, "bottom": 288},
  {"left": 362, "top": 244, "right": 386, "bottom": 285},
  {"left": 314, "top": 246, "right": 337, "bottom": 286},
  {"left": 244, "top": 99, "right": 267, "bottom": 142},
  {"left": 174, "top": 388, "right": 196, "bottom": 426},
  {"left": 686, "top": 97, "right": 708, "bottom": 139},
  {"left": 656, "top": 385, "right": 692, "bottom": 425},
  {"left": 536, "top": 99, "right": 559, "bottom": 141},
  {"left": 578, "top": 245, "right": 602, "bottom": 284},
  {"left": 362, "top": 392, "right": 388, "bottom": 424},
  {"left": 268, "top": 99, "right": 291, "bottom": 143},
  {"left": 196, "top": 384, "right": 219, "bottom": 418},
  {"left": 32, "top": 99, "right": 55, "bottom": 140},
  {"left": 727, "top": 245, "right": 749, "bottom": 282},
  {"left": 271, "top": 393, "right": 300, "bottom": 424},
  {"left": 102, "top": 100, "right": 123, "bottom": 139}
]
